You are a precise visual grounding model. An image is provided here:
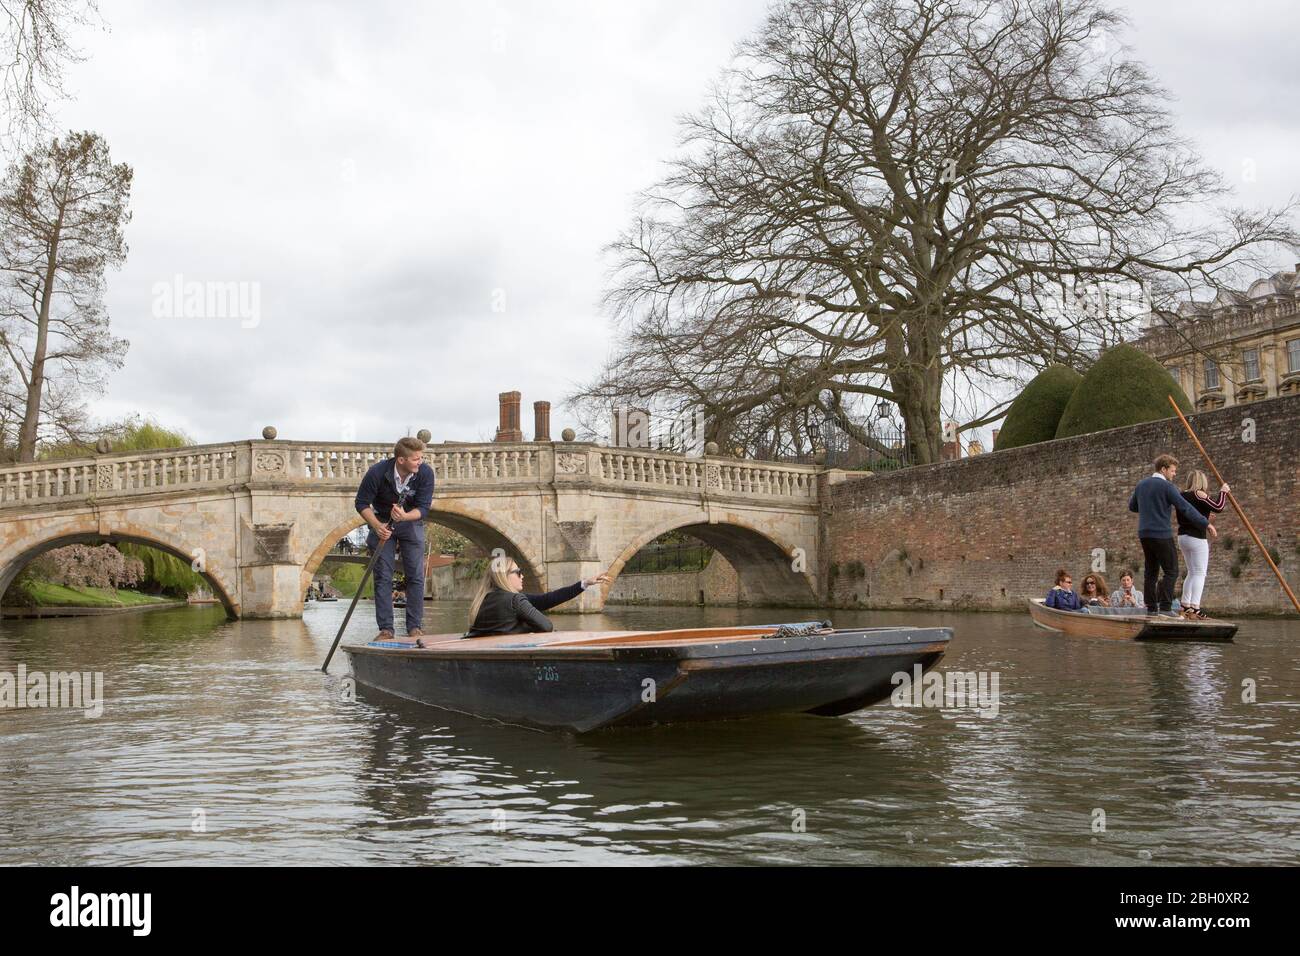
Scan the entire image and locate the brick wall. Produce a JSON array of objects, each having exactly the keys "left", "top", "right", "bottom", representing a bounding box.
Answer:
[{"left": 825, "top": 395, "right": 1300, "bottom": 615}]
